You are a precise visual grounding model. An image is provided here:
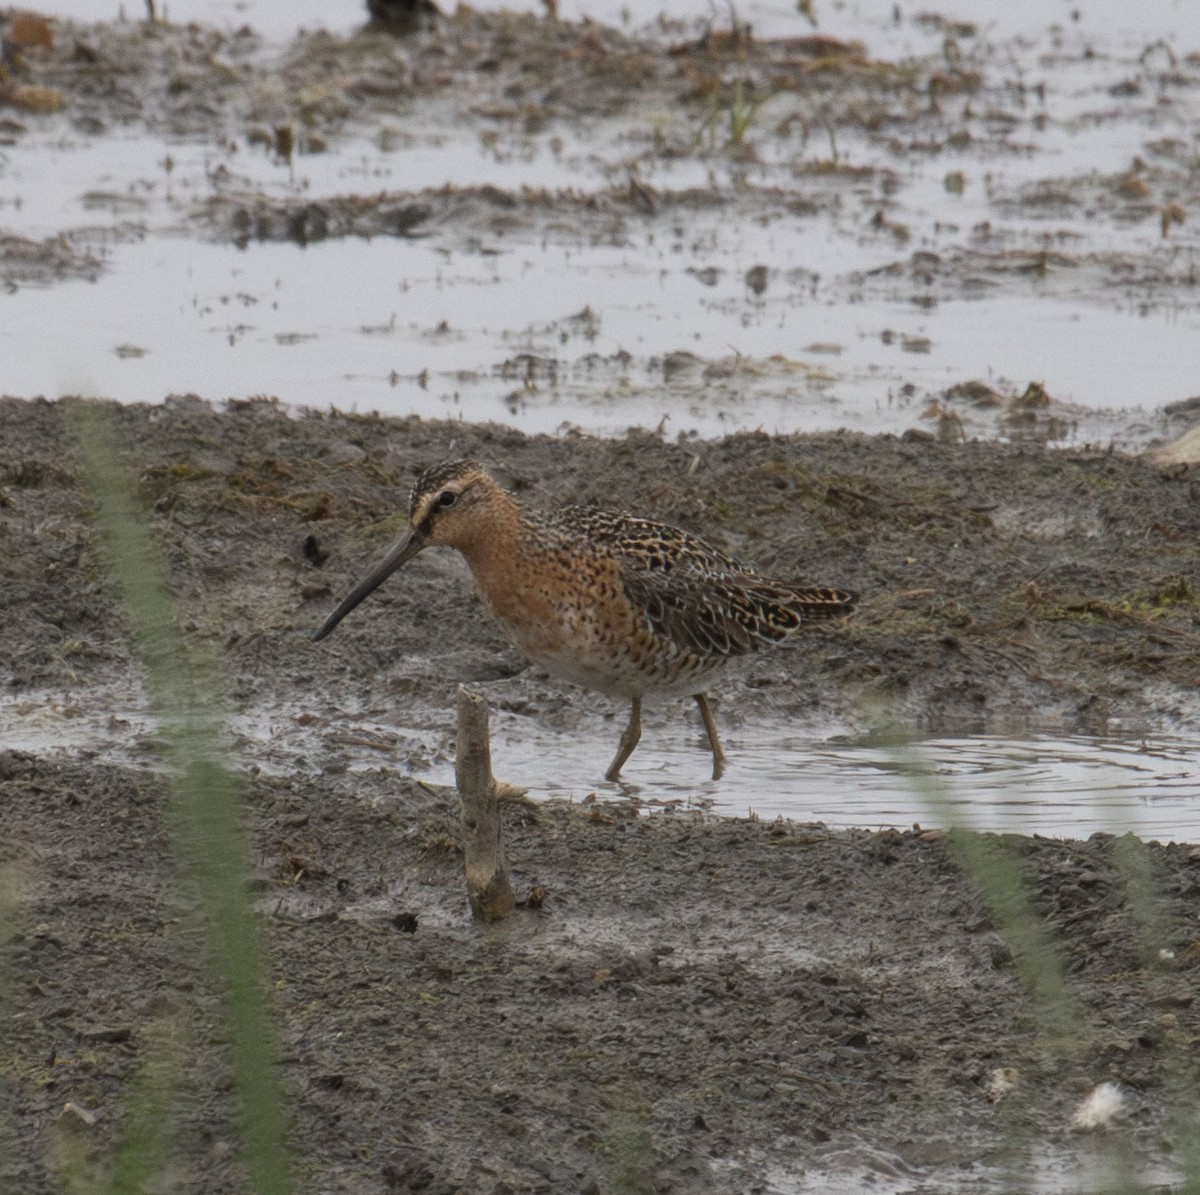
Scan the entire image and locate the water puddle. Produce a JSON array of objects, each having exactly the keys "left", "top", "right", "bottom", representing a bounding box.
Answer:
[
  {"left": 5, "top": 685, "right": 1196, "bottom": 839},
  {"left": 0, "top": 685, "right": 163, "bottom": 760},
  {"left": 746, "top": 1142, "right": 1182, "bottom": 1195},
  {"left": 429, "top": 715, "right": 1200, "bottom": 840},
  {"left": 2, "top": 2, "right": 1198, "bottom": 448},
  {"left": 0, "top": 229, "right": 1186, "bottom": 443}
]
